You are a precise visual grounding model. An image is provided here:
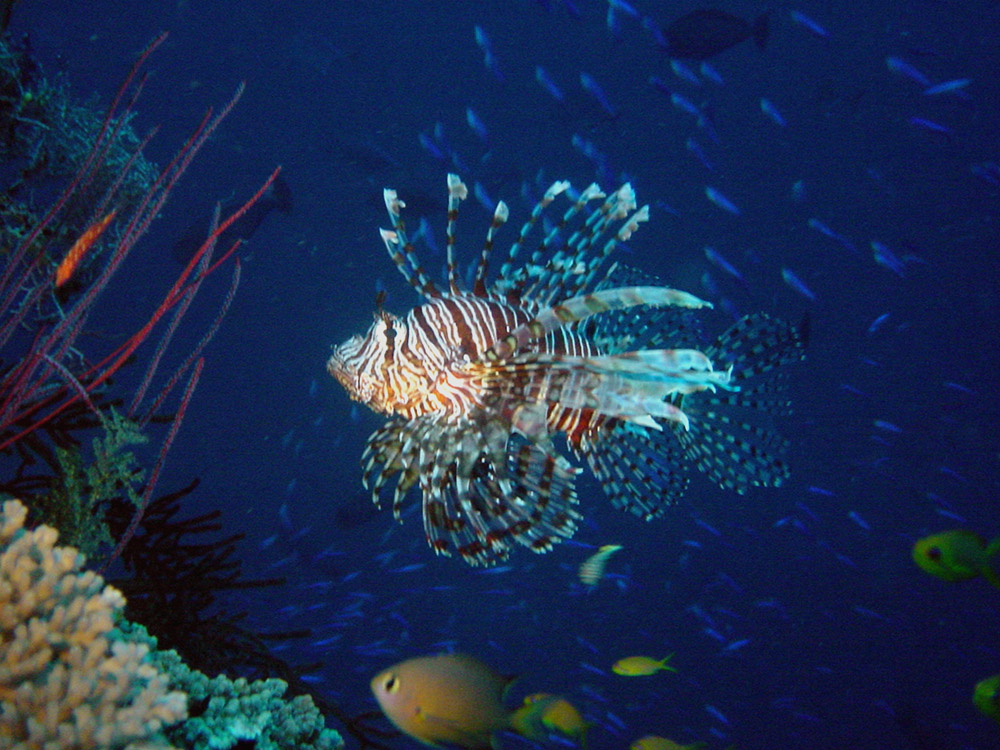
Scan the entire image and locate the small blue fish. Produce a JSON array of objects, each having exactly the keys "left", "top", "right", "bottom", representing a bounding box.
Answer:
[
  {"left": 699, "top": 61, "right": 724, "bottom": 84},
  {"left": 789, "top": 10, "right": 830, "bottom": 38},
  {"left": 867, "top": 313, "right": 891, "bottom": 334},
  {"left": 873, "top": 419, "right": 902, "bottom": 433},
  {"left": 465, "top": 108, "right": 488, "bottom": 143},
  {"left": 943, "top": 381, "right": 973, "bottom": 394},
  {"left": 473, "top": 25, "right": 490, "bottom": 51},
  {"left": 473, "top": 183, "right": 496, "bottom": 213},
  {"left": 705, "top": 186, "right": 740, "bottom": 215},
  {"left": 412, "top": 217, "right": 441, "bottom": 256},
  {"left": 608, "top": 0, "right": 638, "bottom": 18},
  {"left": 886, "top": 56, "right": 931, "bottom": 87},
  {"left": 760, "top": 97, "right": 786, "bottom": 126},
  {"left": 705, "top": 705, "right": 730, "bottom": 726},
  {"left": 908, "top": 116, "right": 950, "bottom": 135},
  {"left": 580, "top": 72, "right": 617, "bottom": 117},
  {"left": 473, "top": 26, "right": 504, "bottom": 82},
  {"left": 971, "top": 161, "right": 1000, "bottom": 187},
  {"left": 670, "top": 59, "right": 701, "bottom": 85},
  {"left": 703, "top": 627, "right": 726, "bottom": 643},
  {"left": 703, "top": 246, "right": 744, "bottom": 283},
  {"left": 535, "top": 66, "right": 565, "bottom": 101},
  {"left": 781, "top": 267, "right": 816, "bottom": 301},
  {"left": 870, "top": 241, "right": 905, "bottom": 276},
  {"left": 686, "top": 138, "right": 713, "bottom": 170},
  {"left": 605, "top": 4, "right": 623, "bottom": 36},
  {"left": 392, "top": 563, "right": 427, "bottom": 573},
  {"left": 418, "top": 132, "right": 445, "bottom": 162},
  {"left": 923, "top": 78, "right": 970, "bottom": 96},
  {"left": 641, "top": 15, "right": 668, "bottom": 48},
  {"left": 670, "top": 91, "right": 703, "bottom": 118},
  {"left": 807, "top": 218, "right": 857, "bottom": 254},
  {"left": 847, "top": 510, "right": 871, "bottom": 531},
  {"left": 694, "top": 517, "right": 722, "bottom": 536}
]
